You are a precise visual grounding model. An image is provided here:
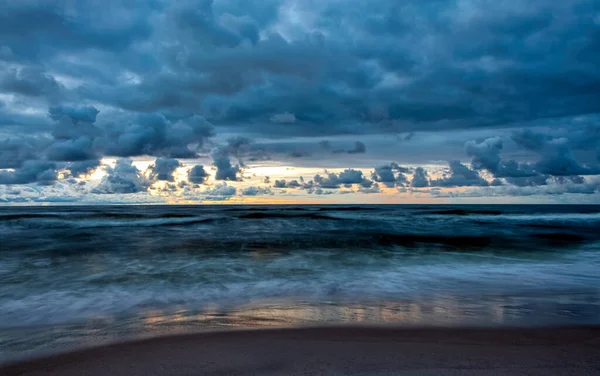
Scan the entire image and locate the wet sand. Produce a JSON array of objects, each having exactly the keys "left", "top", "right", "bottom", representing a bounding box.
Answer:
[{"left": 2, "top": 326, "right": 600, "bottom": 375}]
